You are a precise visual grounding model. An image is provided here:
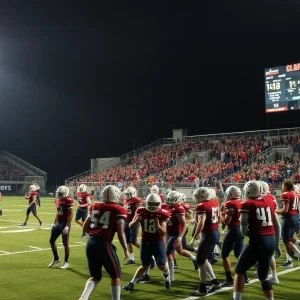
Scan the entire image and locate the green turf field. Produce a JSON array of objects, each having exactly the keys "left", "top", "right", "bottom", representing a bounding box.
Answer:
[{"left": 0, "top": 197, "right": 299, "bottom": 300}]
